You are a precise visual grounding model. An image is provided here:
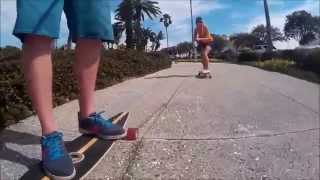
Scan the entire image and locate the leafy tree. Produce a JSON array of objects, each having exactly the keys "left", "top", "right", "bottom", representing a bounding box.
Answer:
[
  {"left": 176, "top": 42, "right": 193, "bottom": 58},
  {"left": 230, "top": 33, "right": 257, "bottom": 49},
  {"left": 251, "top": 25, "right": 285, "bottom": 44},
  {"left": 160, "top": 13, "right": 172, "bottom": 48},
  {"left": 210, "top": 34, "right": 228, "bottom": 52},
  {"left": 300, "top": 32, "right": 316, "bottom": 45},
  {"left": 284, "top": 10, "right": 319, "bottom": 45}
]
